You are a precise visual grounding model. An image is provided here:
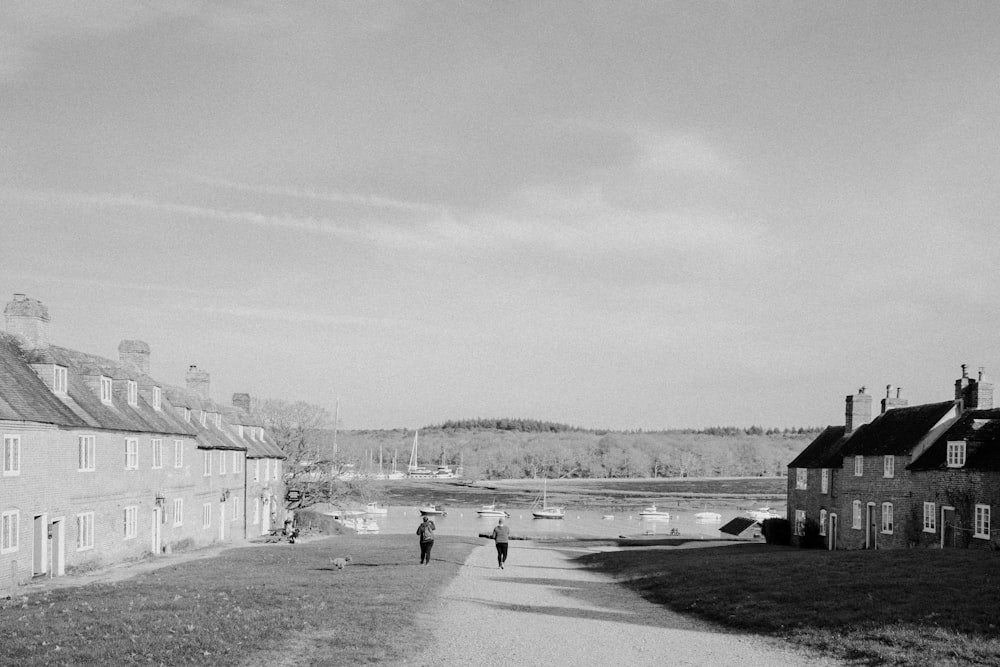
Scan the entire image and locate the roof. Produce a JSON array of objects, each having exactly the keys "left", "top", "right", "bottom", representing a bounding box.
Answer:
[
  {"left": 720, "top": 517, "right": 759, "bottom": 536},
  {"left": 788, "top": 425, "right": 848, "bottom": 468},
  {"left": 0, "top": 337, "right": 88, "bottom": 427},
  {"left": 840, "top": 401, "right": 957, "bottom": 457},
  {"left": 910, "top": 408, "right": 1000, "bottom": 471}
]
